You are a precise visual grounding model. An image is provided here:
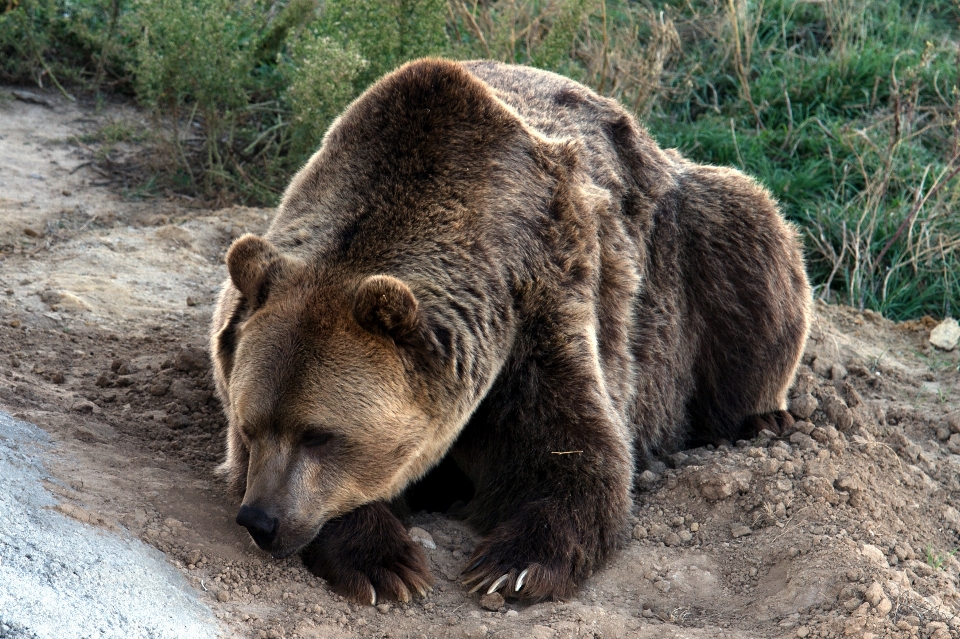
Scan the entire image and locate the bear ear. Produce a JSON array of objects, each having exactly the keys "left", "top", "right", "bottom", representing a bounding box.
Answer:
[
  {"left": 352, "top": 275, "right": 421, "bottom": 341},
  {"left": 226, "top": 234, "right": 286, "bottom": 307}
]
